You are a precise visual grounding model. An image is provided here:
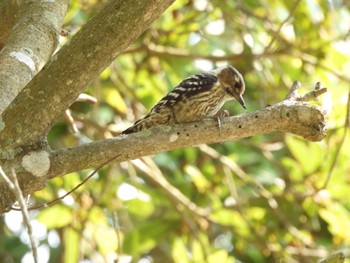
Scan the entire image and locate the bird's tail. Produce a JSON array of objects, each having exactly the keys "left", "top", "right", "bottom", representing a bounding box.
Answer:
[
  {"left": 121, "top": 117, "right": 148, "bottom": 134},
  {"left": 121, "top": 110, "right": 174, "bottom": 135}
]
